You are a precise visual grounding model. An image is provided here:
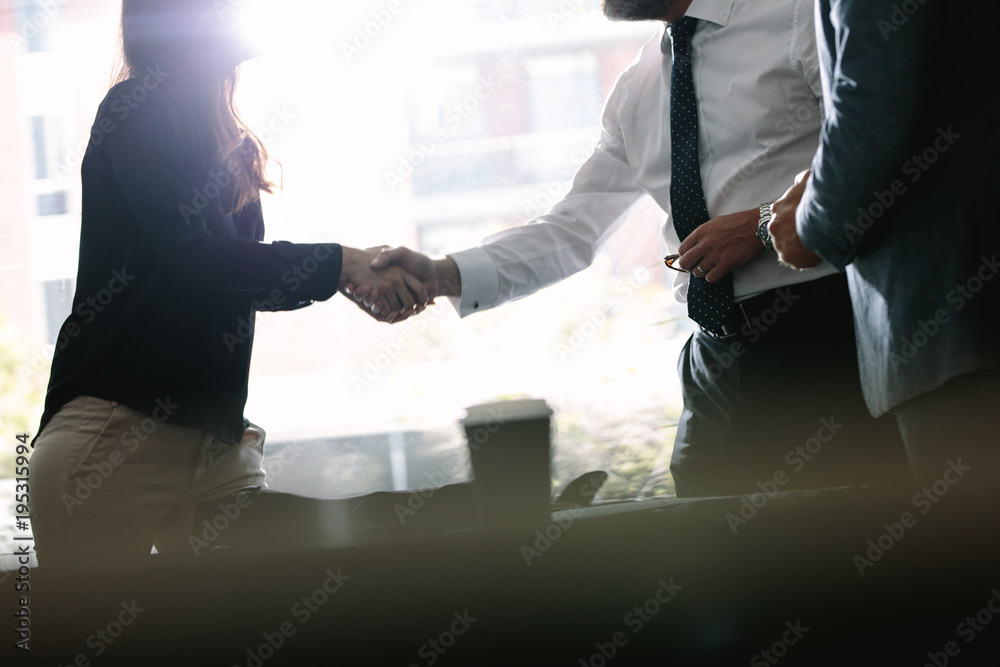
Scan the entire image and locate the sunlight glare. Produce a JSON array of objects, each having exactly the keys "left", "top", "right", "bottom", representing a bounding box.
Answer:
[{"left": 234, "top": 0, "right": 300, "bottom": 60}]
